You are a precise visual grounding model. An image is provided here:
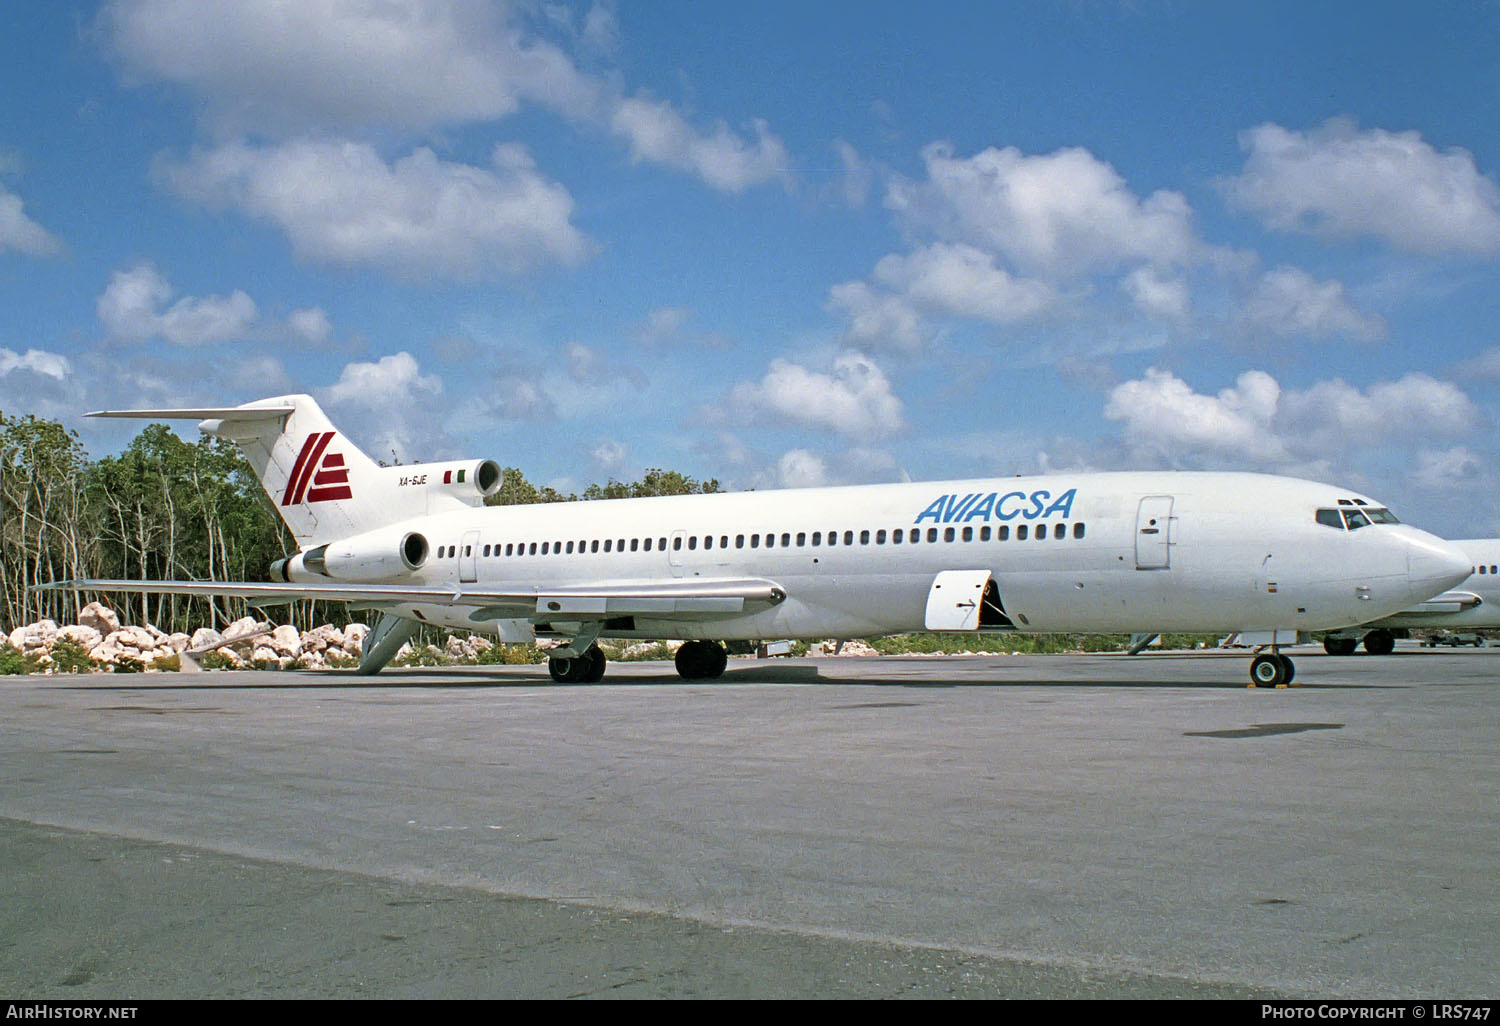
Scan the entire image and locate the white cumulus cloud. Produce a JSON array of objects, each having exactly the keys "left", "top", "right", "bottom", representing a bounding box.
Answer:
[
  {"left": 610, "top": 94, "right": 789, "bottom": 194},
  {"left": 730, "top": 352, "right": 905, "bottom": 439},
  {"left": 1241, "top": 266, "right": 1386, "bottom": 341},
  {"left": 0, "top": 184, "right": 63, "bottom": 257},
  {"left": 97, "top": 262, "right": 258, "bottom": 345},
  {"left": 102, "top": 0, "right": 602, "bottom": 134},
  {"left": 1105, "top": 368, "right": 1286, "bottom": 465},
  {"left": 1104, "top": 367, "right": 1479, "bottom": 470},
  {"left": 155, "top": 139, "right": 594, "bottom": 280},
  {"left": 1225, "top": 119, "right": 1500, "bottom": 254},
  {"left": 887, "top": 142, "right": 1205, "bottom": 276},
  {"left": 777, "top": 449, "right": 829, "bottom": 489},
  {"left": 0, "top": 348, "right": 71, "bottom": 380}
]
